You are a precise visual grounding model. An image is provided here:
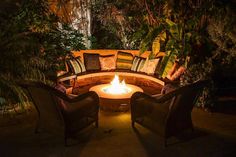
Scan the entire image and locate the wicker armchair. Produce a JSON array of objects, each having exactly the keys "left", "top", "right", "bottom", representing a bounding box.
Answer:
[
  {"left": 20, "top": 81, "right": 99, "bottom": 146},
  {"left": 130, "top": 80, "right": 208, "bottom": 146}
]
